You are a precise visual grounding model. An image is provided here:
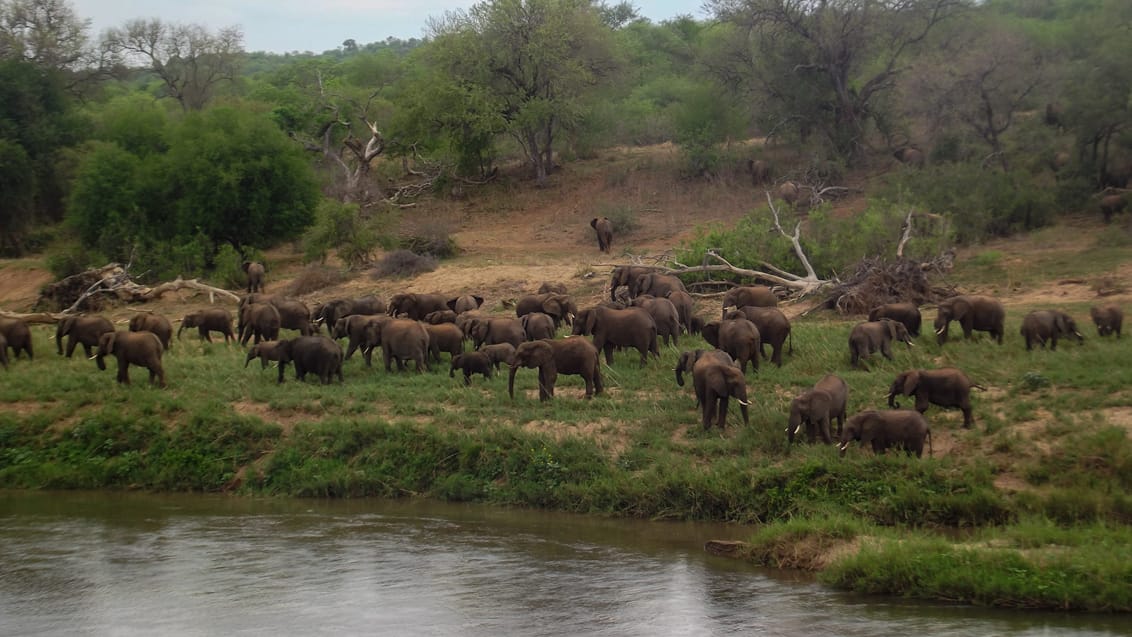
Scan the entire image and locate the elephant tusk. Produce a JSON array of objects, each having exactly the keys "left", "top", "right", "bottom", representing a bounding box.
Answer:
[
  {"left": 907, "top": 342, "right": 915, "bottom": 347},
  {"left": 88, "top": 354, "right": 98, "bottom": 360},
  {"left": 838, "top": 441, "right": 849, "bottom": 451},
  {"left": 793, "top": 425, "right": 802, "bottom": 435},
  {"left": 736, "top": 398, "right": 750, "bottom": 406},
  {"left": 934, "top": 327, "right": 945, "bottom": 335}
]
